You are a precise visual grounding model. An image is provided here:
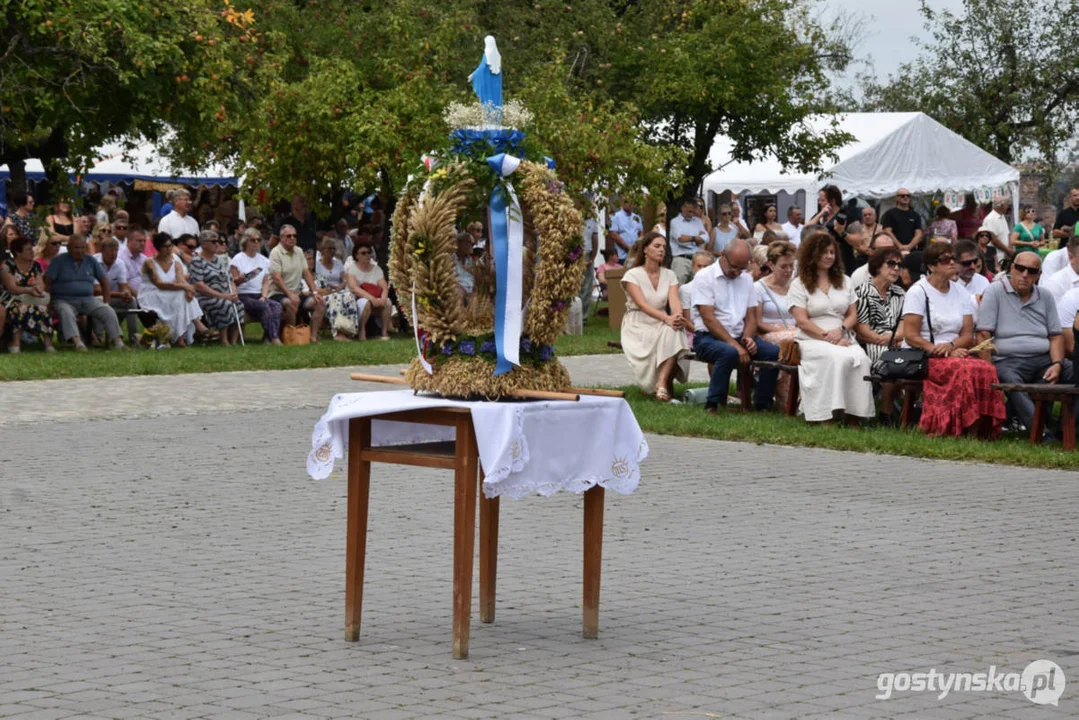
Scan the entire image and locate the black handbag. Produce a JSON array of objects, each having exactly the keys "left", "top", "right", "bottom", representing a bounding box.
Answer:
[{"left": 877, "top": 284, "right": 932, "bottom": 380}]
